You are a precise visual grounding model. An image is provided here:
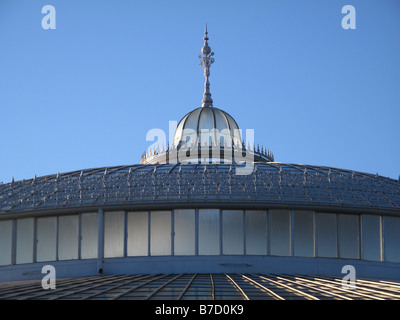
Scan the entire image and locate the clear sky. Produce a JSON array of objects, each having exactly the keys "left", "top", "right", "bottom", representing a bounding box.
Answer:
[{"left": 0, "top": 0, "right": 399, "bottom": 184}]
